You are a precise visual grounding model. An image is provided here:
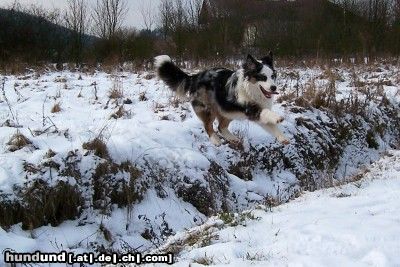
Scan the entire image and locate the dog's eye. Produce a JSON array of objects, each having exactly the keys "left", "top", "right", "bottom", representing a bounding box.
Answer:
[{"left": 254, "top": 74, "right": 267, "bottom": 81}]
